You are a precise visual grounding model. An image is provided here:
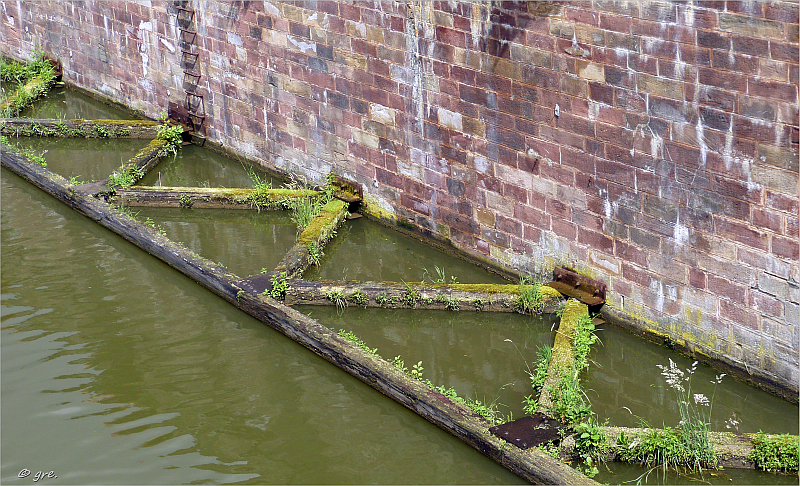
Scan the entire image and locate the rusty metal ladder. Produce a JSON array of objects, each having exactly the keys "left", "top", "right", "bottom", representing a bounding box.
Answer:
[{"left": 174, "top": 1, "right": 205, "bottom": 146}]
